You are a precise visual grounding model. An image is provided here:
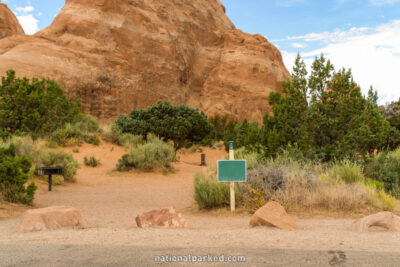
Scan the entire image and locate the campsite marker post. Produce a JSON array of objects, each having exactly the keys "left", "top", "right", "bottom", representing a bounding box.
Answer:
[
  {"left": 229, "top": 141, "right": 235, "bottom": 212},
  {"left": 217, "top": 142, "right": 247, "bottom": 212}
]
